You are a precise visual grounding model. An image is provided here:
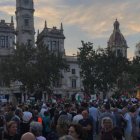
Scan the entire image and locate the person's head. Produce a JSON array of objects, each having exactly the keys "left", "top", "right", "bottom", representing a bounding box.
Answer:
[
  {"left": 129, "top": 106, "right": 136, "bottom": 113},
  {"left": 33, "top": 110, "right": 38, "bottom": 116},
  {"left": 21, "top": 132, "right": 35, "bottom": 140},
  {"left": 81, "top": 110, "right": 88, "bottom": 119},
  {"left": 64, "top": 104, "right": 71, "bottom": 112},
  {"left": 56, "top": 115, "right": 70, "bottom": 137},
  {"left": 24, "top": 105, "right": 29, "bottom": 111},
  {"left": 68, "top": 124, "right": 83, "bottom": 140},
  {"left": 6, "top": 121, "right": 17, "bottom": 135},
  {"left": 30, "top": 121, "right": 43, "bottom": 137},
  {"left": 59, "top": 135, "right": 75, "bottom": 140},
  {"left": 102, "top": 117, "right": 113, "bottom": 131},
  {"left": 104, "top": 103, "right": 110, "bottom": 111},
  {"left": 15, "top": 108, "right": 23, "bottom": 118},
  {"left": 77, "top": 108, "right": 83, "bottom": 114}
]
